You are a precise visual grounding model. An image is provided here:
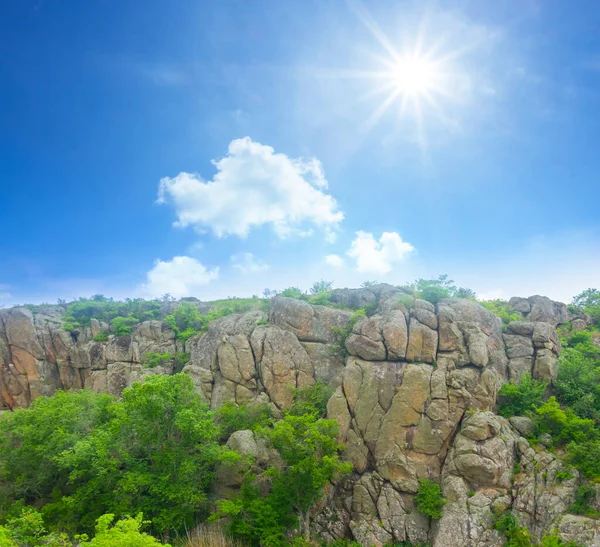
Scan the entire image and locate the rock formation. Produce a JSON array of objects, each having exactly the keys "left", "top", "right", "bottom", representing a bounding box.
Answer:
[{"left": 1, "top": 285, "right": 598, "bottom": 546}]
